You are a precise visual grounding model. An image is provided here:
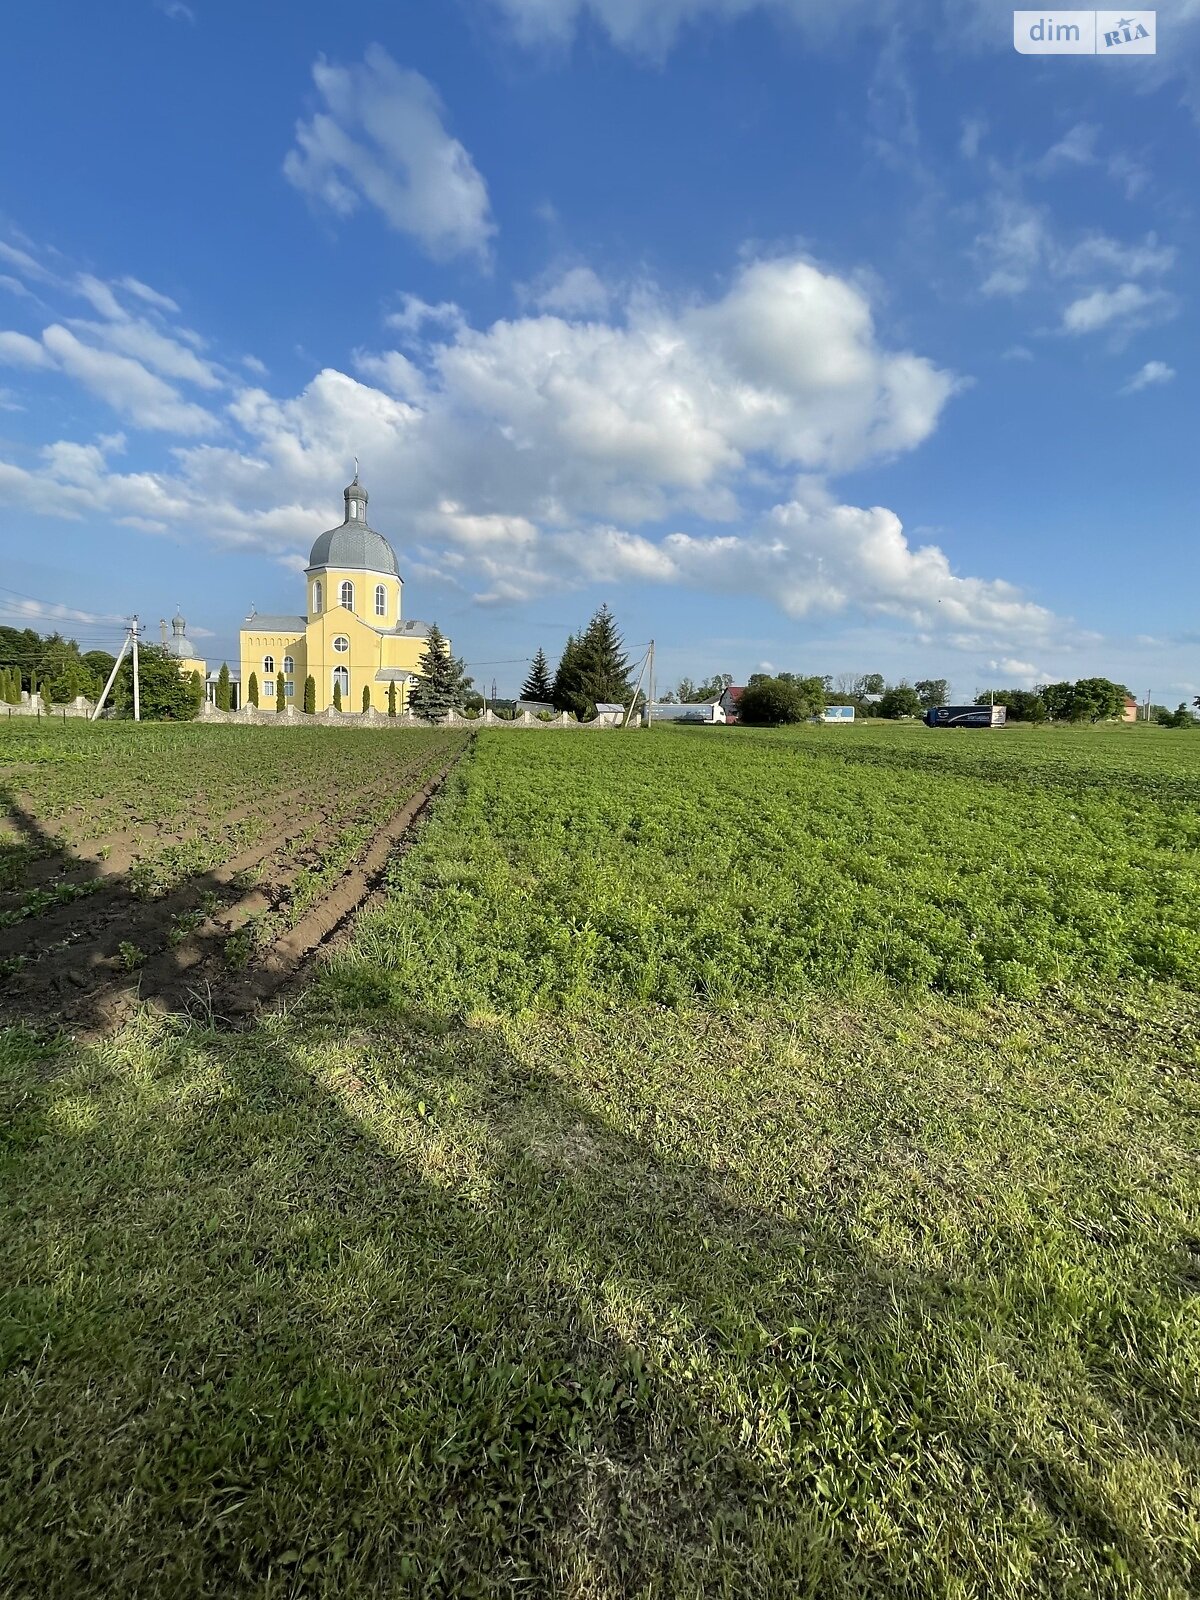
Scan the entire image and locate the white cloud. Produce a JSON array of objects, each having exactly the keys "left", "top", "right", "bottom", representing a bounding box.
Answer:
[
  {"left": 41, "top": 324, "right": 216, "bottom": 434},
  {"left": 120, "top": 276, "right": 181, "bottom": 314},
  {"left": 384, "top": 294, "right": 465, "bottom": 338},
  {"left": 985, "top": 657, "right": 1044, "bottom": 685},
  {"left": 0, "top": 330, "right": 53, "bottom": 368},
  {"left": 1036, "top": 122, "right": 1099, "bottom": 174},
  {"left": 1061, "top": 283, "right": 1177, "bottom": 336},
  {"left": 525, "top": 264, "right": 611, "bottom": 316},
  {"left": 488, "top": 0, "right": 880, "bottom": 53},
  {"left": 1120, "top": 359, "right": 1175, "bottom": 394},
  {"left": 959, "top": 116, "right": 986, "bottom": 159},
  {"left": 1001, "top": 345, "right": 1033, "bottom": 362},
  {"left": 69, "top": 316, "right": 222, "bottom": 389},
  {"left": 242, "top": 355, "right": 268, "bottom": 376},
  {"left": 283, "top": 46, "right": 495, "bottom": 262},
  {"left": 975, "top": 193, "right": 1175, "bottom": 298},
  {"left": 0, "top": 244, "right": 1074, "bottom": 654}
]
